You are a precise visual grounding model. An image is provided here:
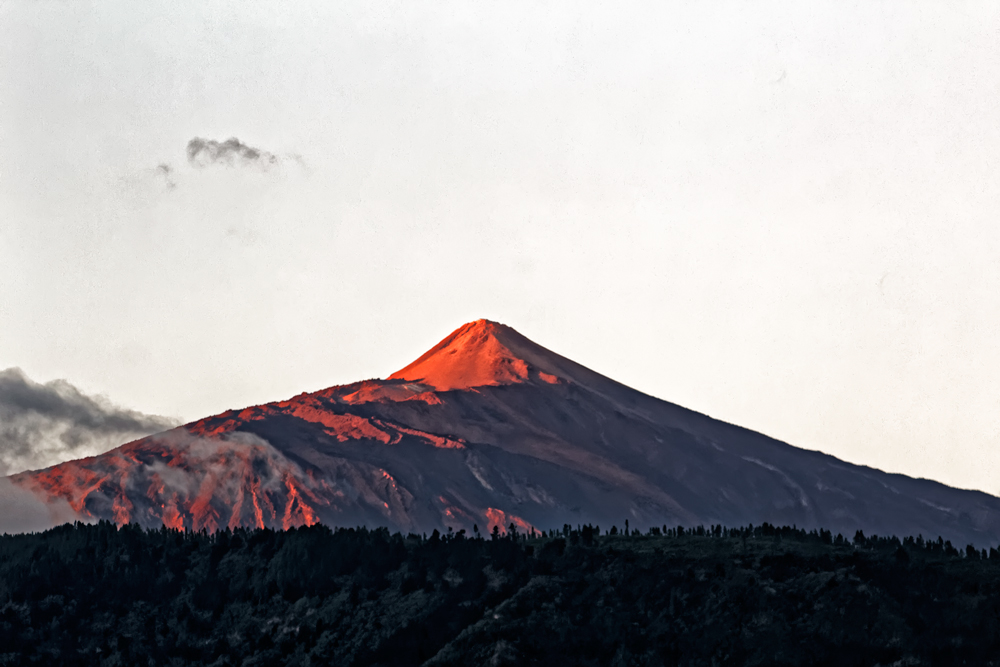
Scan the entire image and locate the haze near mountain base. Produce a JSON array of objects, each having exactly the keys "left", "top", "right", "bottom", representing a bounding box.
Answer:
[{"left": 9, "top": 320, "right": 1000, "bottom": 546}]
